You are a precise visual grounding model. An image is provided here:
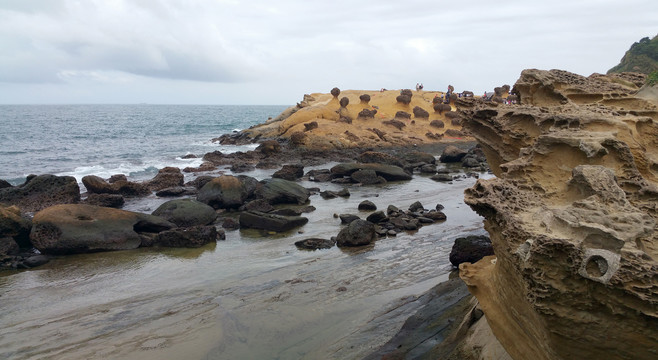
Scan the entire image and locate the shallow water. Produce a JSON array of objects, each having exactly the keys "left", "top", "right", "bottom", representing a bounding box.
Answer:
[{"left": 0, "top": 166, "right": 490, "bottom": 360}]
